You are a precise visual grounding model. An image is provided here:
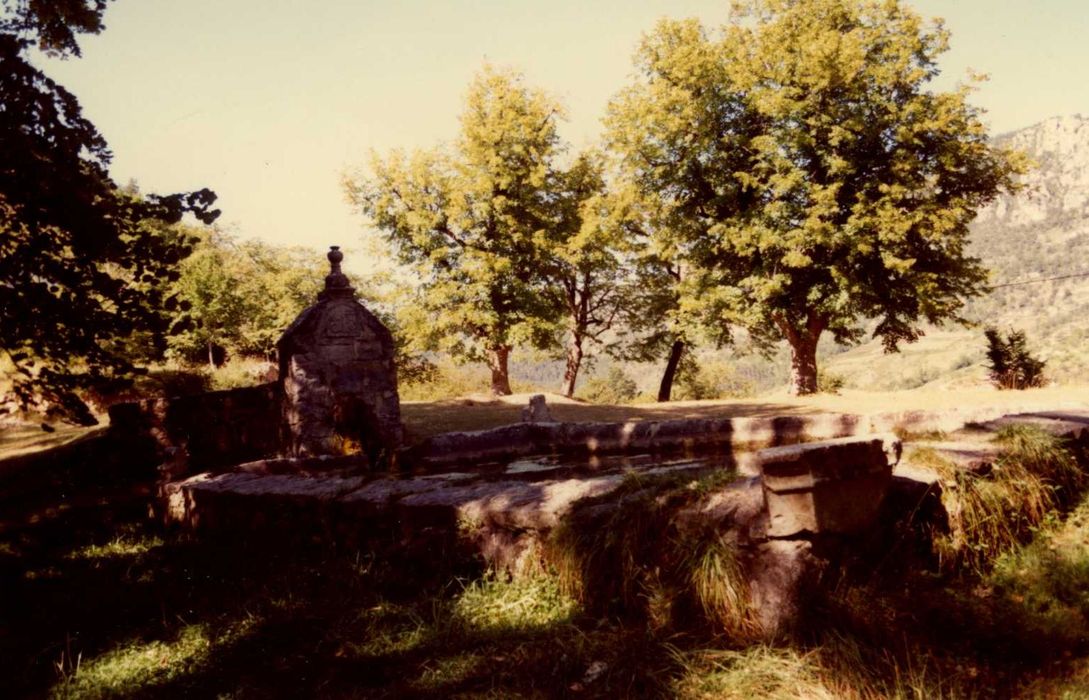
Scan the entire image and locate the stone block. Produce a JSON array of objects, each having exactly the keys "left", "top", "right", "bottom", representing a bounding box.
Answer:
[
  {"left": 760, "top": 434, "right": 900, "bottom": 538},
  {"left": 521, "top": 394, "right": 554, "bottom": 423}
]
